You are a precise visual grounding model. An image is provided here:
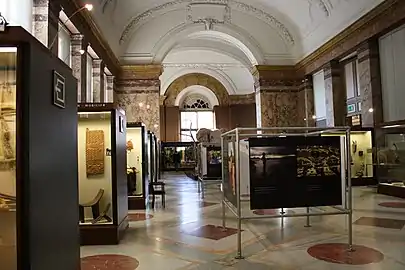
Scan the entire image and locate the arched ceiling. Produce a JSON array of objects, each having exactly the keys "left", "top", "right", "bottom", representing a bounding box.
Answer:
[{"left": 88, "top": 0, "right": 386, "bottom": 64}]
